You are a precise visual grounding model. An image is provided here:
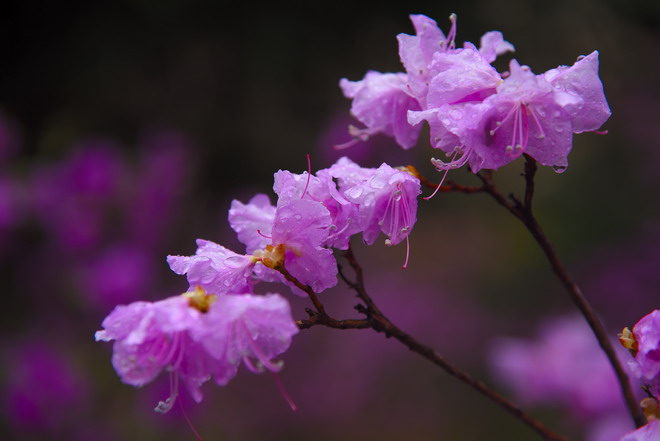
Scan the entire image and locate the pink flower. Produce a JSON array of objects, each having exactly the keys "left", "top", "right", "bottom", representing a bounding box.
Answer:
[
  {"left": 229, "top": 193, "right": 338, "bottom": 294},
  {"left": 428, "top": 56, "right": 610, "bottom": 173},
  {"left": 397, "top": 14, "right": 457, "bottom": 106},
  {"left": 95, "top": 288, "right": 298, "bottom": 411},
  {"left": 333, "top": 159, "right": 420, "bottom": 248}
]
